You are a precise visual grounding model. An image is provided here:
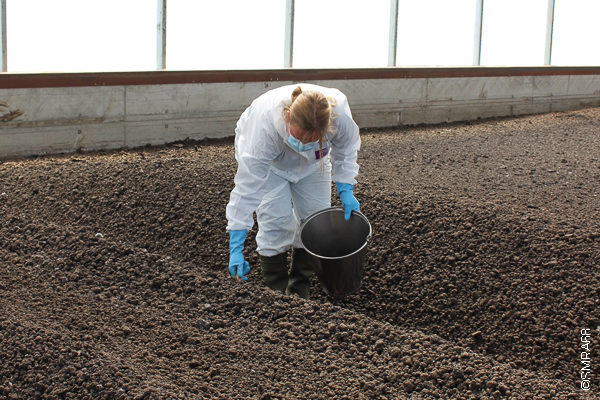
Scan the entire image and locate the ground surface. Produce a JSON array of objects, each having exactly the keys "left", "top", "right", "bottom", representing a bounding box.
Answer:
[{"left": 1, "top": 107, "right": 599, "bottom": 399}]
